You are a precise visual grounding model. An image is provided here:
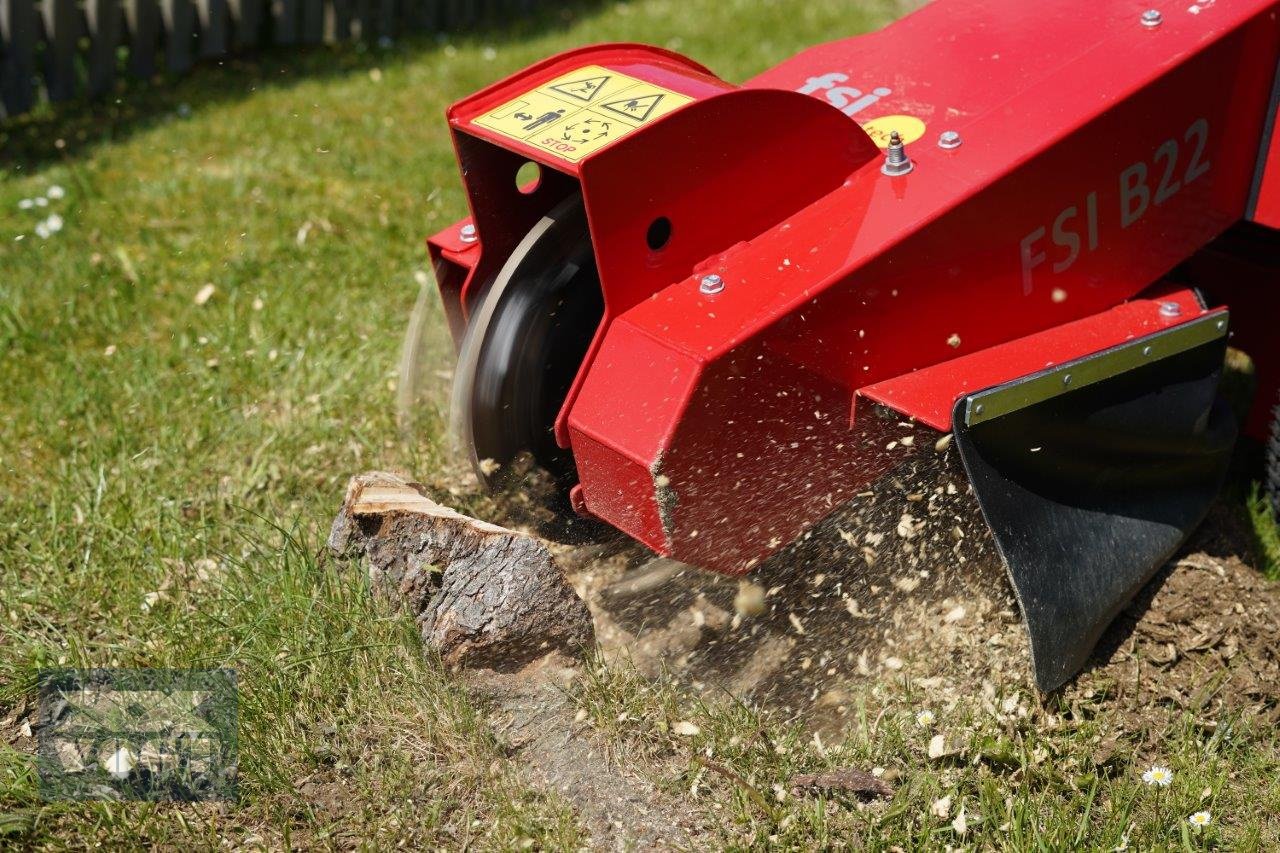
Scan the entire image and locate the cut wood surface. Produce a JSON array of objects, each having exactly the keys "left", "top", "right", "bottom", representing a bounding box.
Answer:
[{"left": 329, "top": 471, "right": 594, "bottom": 670}]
